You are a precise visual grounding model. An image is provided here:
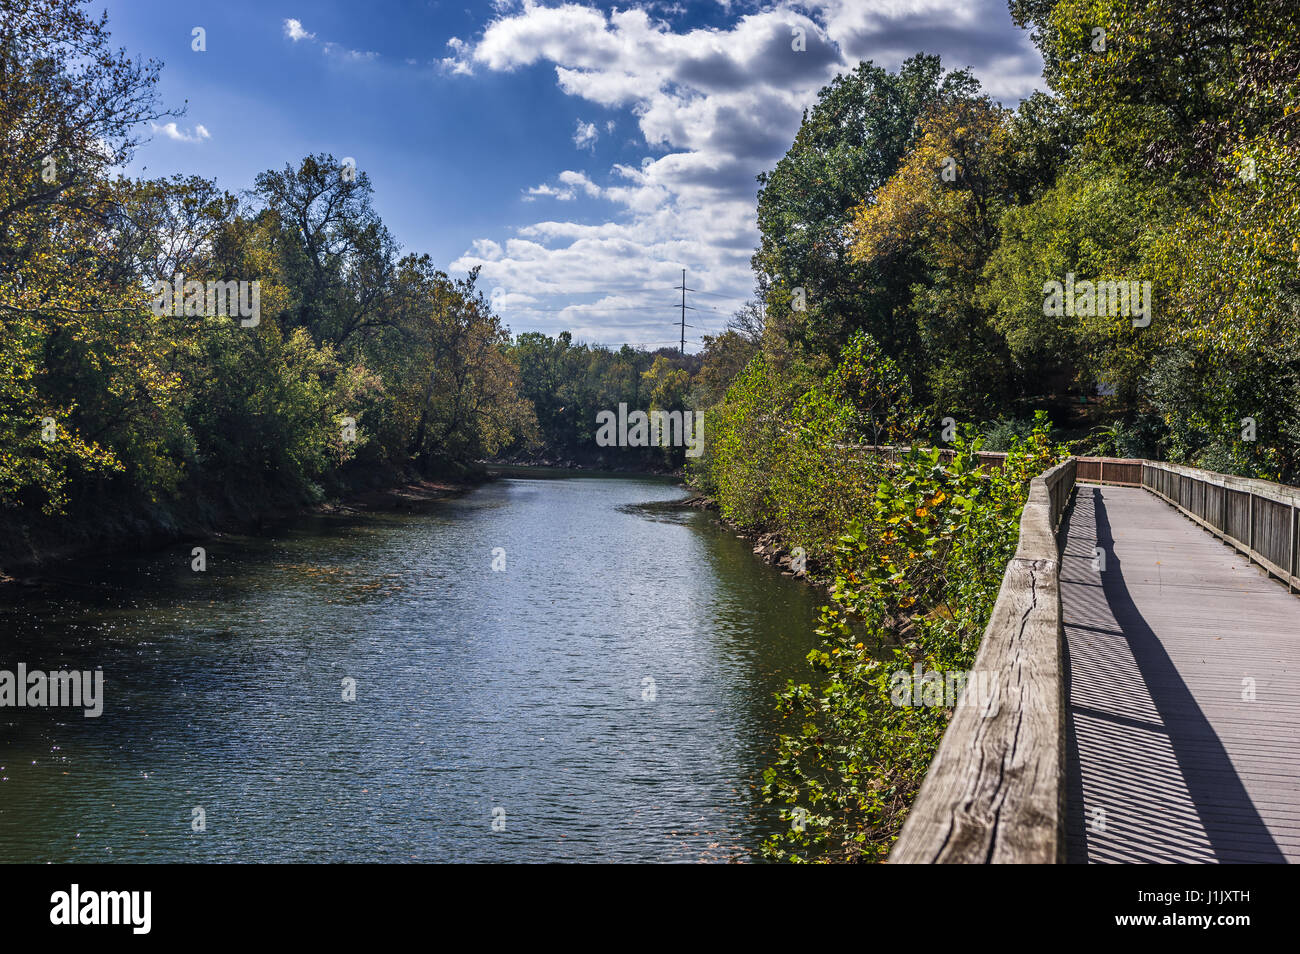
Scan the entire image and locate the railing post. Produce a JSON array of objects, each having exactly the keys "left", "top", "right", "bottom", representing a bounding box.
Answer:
[
  {"left": 1290, "top": 504, "right": 1297, "bottom": 594},
  {"left": 1248, "top": 492, "right": 1255, "bottom": 555}
]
